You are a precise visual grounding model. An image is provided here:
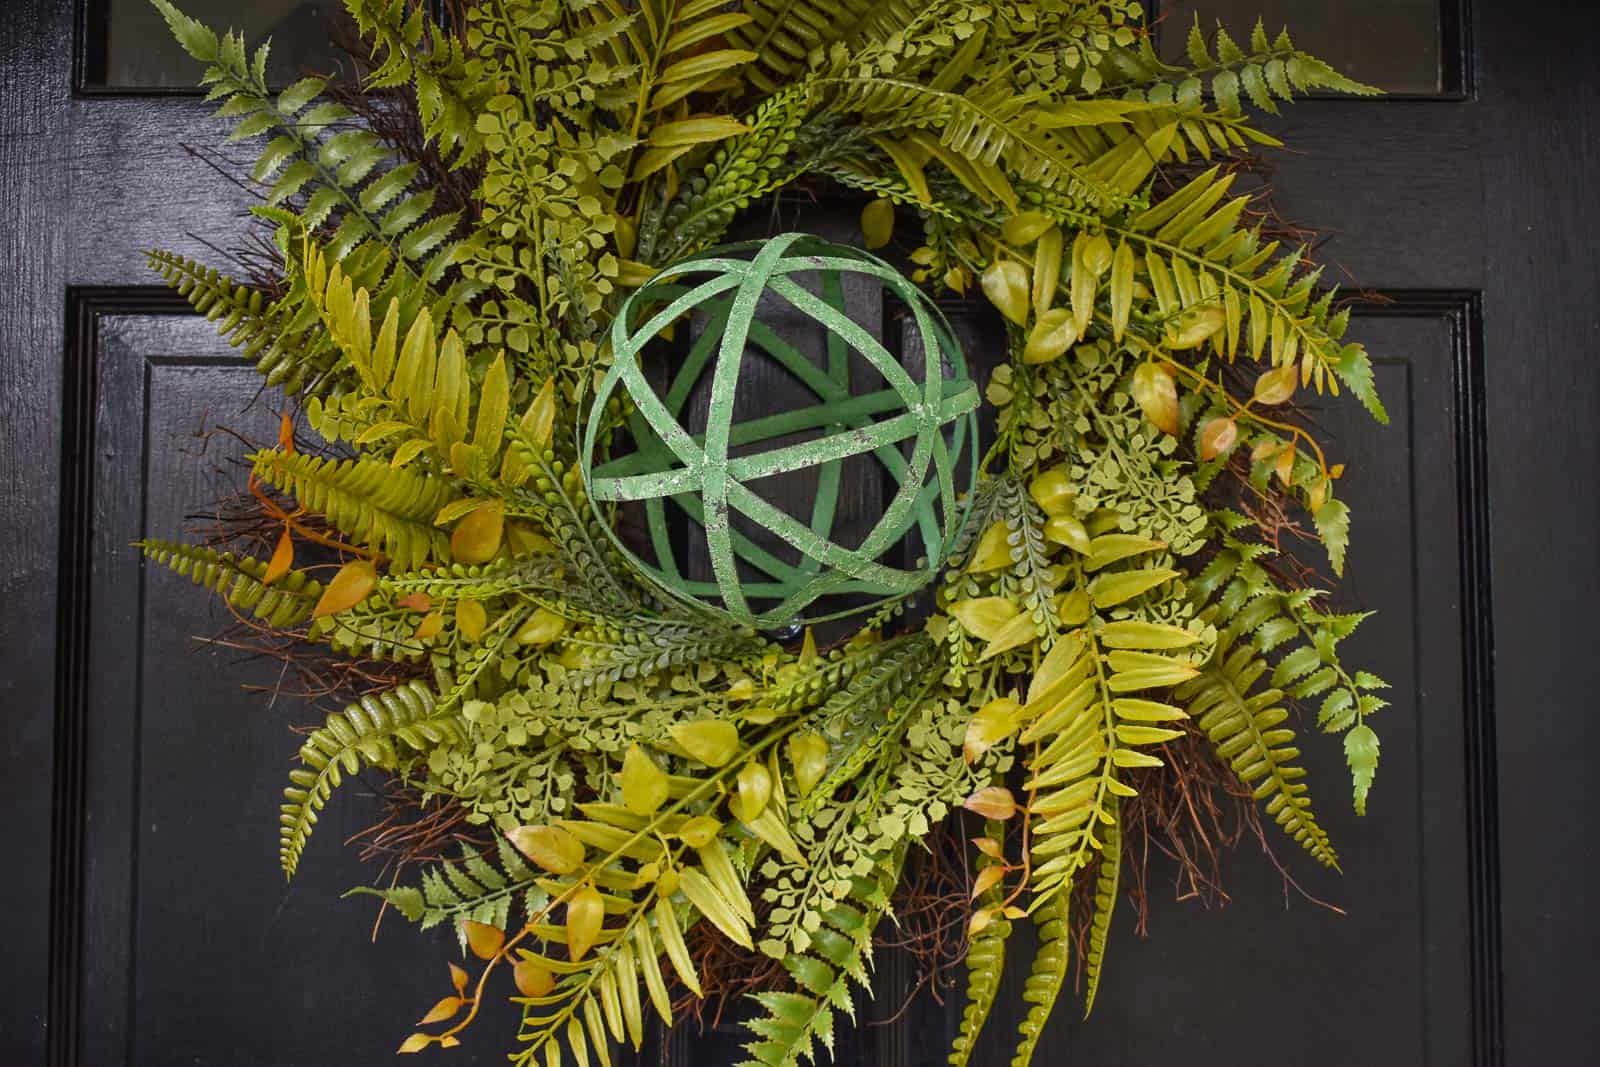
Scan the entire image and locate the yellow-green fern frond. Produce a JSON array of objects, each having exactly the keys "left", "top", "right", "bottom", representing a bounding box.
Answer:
[
  {"left": 1082, "top": 795, "right": 1120, "bottom": 1016},
  {"left": 1011, "top": 889, "right": 1069, "bottom": 1067},
  {"left": 250, "top": 448, "right": 456, "bottom": 567},
  {"left": 280, "top": 680, "right": 463, "bottom": 877},
  {"left": 1176, "top": 629, "right": 1339, "bottom": 868},
  {"left": 138, "top": 539, "right": 322, "bottom": 628}
]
